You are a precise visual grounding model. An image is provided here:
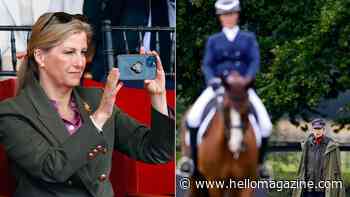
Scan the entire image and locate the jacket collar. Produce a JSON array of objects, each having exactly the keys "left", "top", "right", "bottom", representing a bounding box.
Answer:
[
  {"left": 324, "top": 140, "right": 338, "bottom": 155},
  {"left": 302, "top": 133, "right": 338, "bottom": 155},
  {"left": 222, "top": 26, "right": 239, "bottom": 42},
  {"left": 220, "top": 29, "right": 241, "bottom": 43},
  {"left": 23, "top": 76, "right": 91, "bottom": 144},
  {"left": 308, "top": 134, "right": 329, "bottom": 146}
]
